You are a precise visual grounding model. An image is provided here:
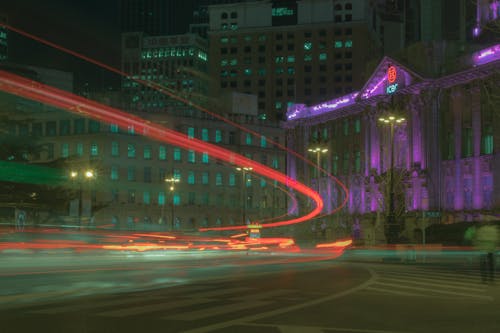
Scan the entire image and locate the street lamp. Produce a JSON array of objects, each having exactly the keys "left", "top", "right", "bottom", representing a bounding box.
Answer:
[
  {"left": 307, "top": 146, "right": 328, "bottom": 197},
  {"left": 236, "top": 167, "right": 252, "bottom": 224},
  {"left": 164, "top": 176, "right": 180, "bottom": 230},
  {"left": 378, "top": 115, "right": 405, "bottom": 244},
  {"left": 70, "top": 169, "right": 95, "bottom": 228}
]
